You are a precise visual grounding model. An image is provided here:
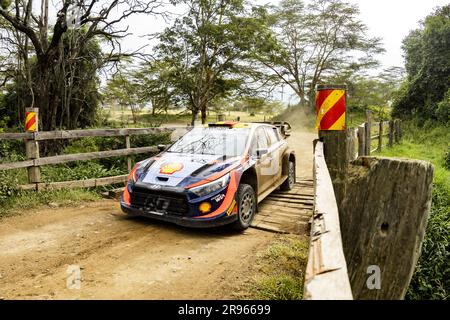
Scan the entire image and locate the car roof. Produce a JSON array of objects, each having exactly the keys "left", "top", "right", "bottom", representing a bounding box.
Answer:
[{"left": 208, "top": 121, "right": 272, "bottom": 129}]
